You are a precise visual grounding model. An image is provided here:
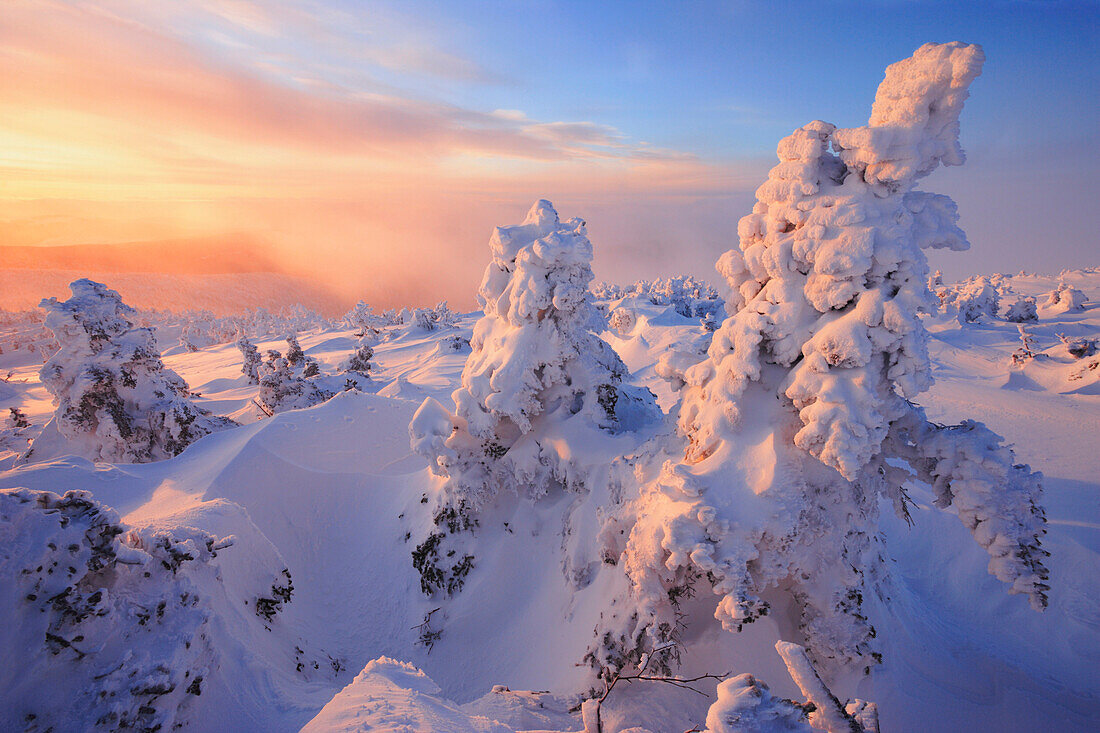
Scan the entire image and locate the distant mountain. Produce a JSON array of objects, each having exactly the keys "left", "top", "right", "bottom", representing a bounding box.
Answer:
[
  {"left": 0, "top": 235, "right": 284, "bottom": 275},
  {"left": 0, "top": 270, "right": 345, "bottom": 315}
]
